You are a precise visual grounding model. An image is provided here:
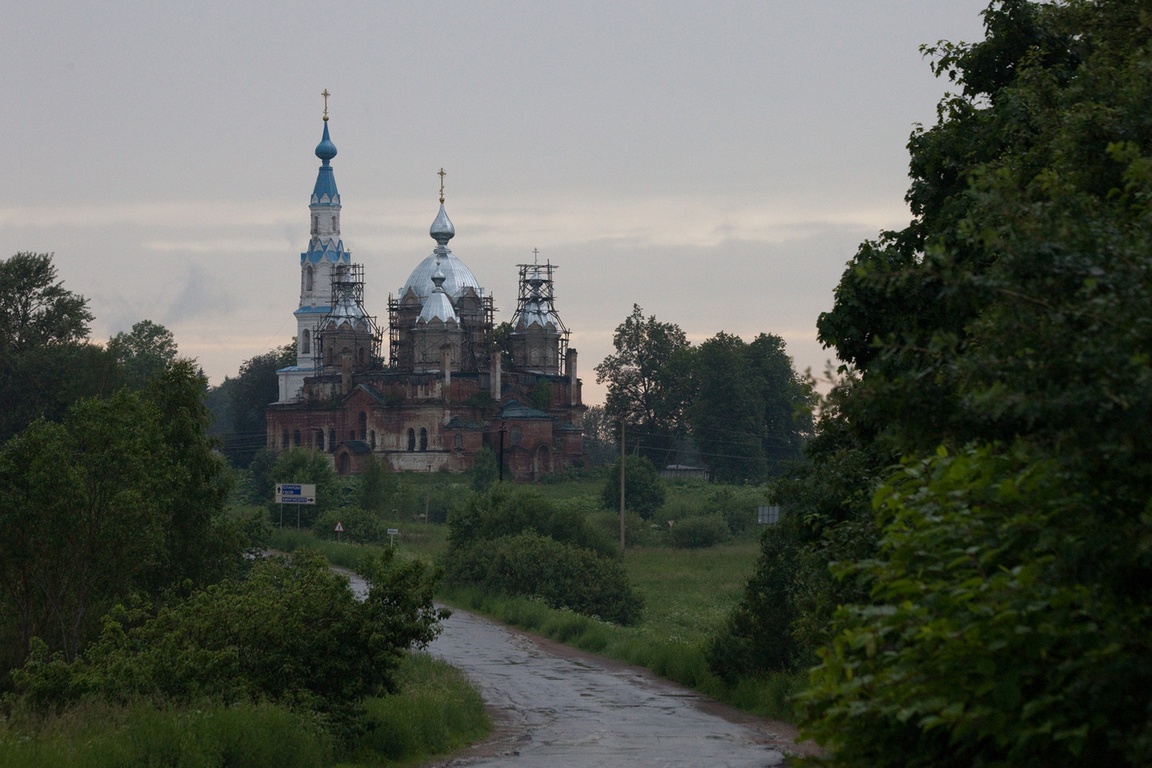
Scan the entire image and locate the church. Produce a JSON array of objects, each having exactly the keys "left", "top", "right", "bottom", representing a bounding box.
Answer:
[{"left": 265, "top": 103, "right": 585, "bottom": 480}]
